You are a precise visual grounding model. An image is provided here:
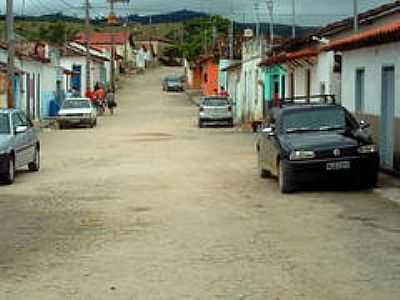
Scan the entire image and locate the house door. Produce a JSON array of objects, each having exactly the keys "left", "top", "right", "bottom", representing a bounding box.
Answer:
[
  {"left": 72, "top": 65, "right": 82, "bottom": 95},
  {"left": 380, "top": 66, "right": 395, "bottom": 169}
]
